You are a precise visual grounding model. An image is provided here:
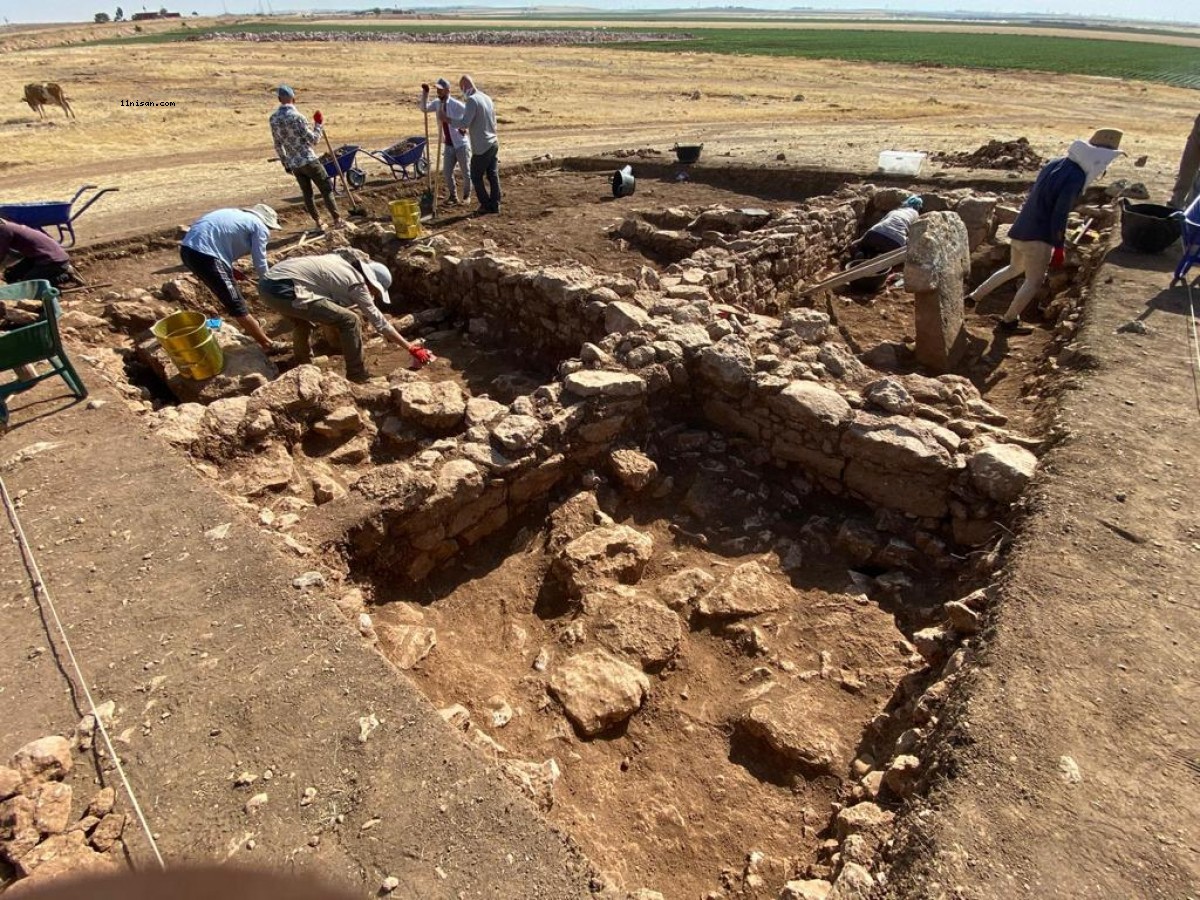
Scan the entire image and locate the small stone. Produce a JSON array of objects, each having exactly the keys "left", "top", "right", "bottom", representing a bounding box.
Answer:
[
  {"left": 0, "top": 766, "right": 21, "bottom": 800},
  {"left": 781, "top": 878, "right": 832, "bottom": 900},
  {"left": 484, "top": 696, "right": 513, "bottom": 728},
  {"left": 551, "top": 525, "right": 654, "bottom": 599},
  {"left": 358, "top": 613, "right": 377, "bottom": 640},
  {"left": 1058, "top": 755, "right": 1082, "bottom": 784},
  {"left": 609, "top": 448, "right": 658, "bottom": 491},
  {"left": 549, "top": 650, "right": 649, "bottom": 737},
  {"left": 300, "top": 787, "right": 318, "bottom": 806},
  {"left": 944, "top": 600, "right": 981, "bottom": 635},
  {"left": 10, "top": 736, "right": 73, "bottom": 783},
  {"left": 499, "top": 758, "right": 561, "bottom": 811},
  {"left": 89, "top": 812, "right": 125, "bottom": 851},
  {"left": 562, "top": 370, "right": 647, "bottom": 399},
  {"left": 882, "top": 754, "right": 921, "bottom": 796},
  {"left": 292, "top": 571, "right": 326, "bottom": 590},
  {"left": 654, "top": 567, "right": 715, "bottom": 611},
  {"left": 968, "top": 443, "right": 1038, "bottom": 504},
  {"left": 376, "top": 624, "right": 437, "bottom": 669},
  {"left": 381, "top": 875, "right": 401, "bottom": 893},
  {"left": 244, "top": 792, "right": 268, "bottom": 813},
  {"left": 829, "top": 862, "right": 873, "bottom": 900},
  {"left": 835, "top": 802, "right": 893, "bottom": 840},
  {"left": 33, "top": 782, "right": 73, "bottom": 835},
  {"left": 697, "top": 561, "right": 786, "bottom": 619},
  {"left": 234, "top": 771, "right": 257, "bottom": 787}
]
